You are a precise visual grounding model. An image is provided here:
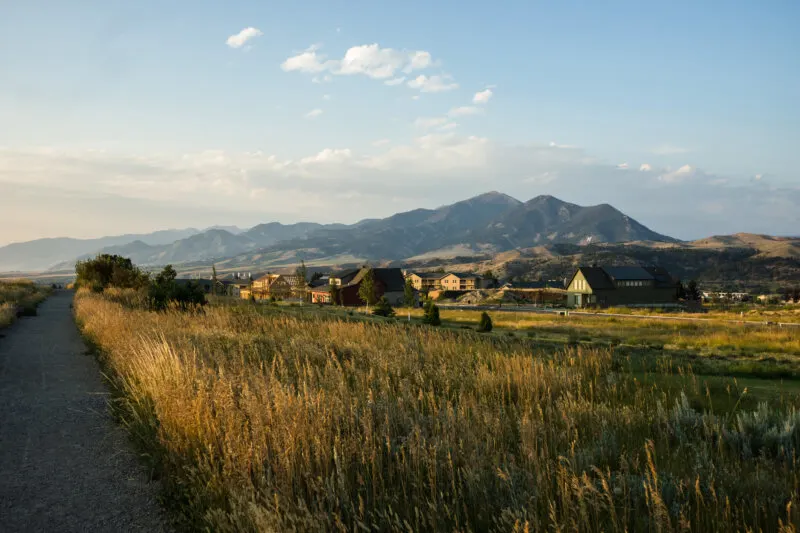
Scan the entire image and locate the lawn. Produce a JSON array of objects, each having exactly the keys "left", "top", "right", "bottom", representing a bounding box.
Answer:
[{"left": 75, "top": 290, "right": 800, "bottom": 532}]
